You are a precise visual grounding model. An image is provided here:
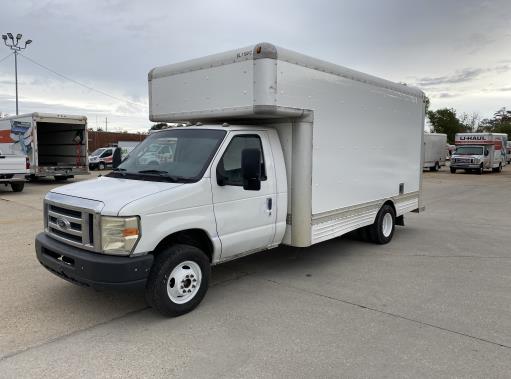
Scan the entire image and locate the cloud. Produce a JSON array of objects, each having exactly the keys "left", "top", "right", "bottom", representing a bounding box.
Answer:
[
  {"left": 414, "top": 65, "right": 511, "bottom": 87},
  {"left": 415, "top": 68, "right": 486, "bottom": 87}
]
